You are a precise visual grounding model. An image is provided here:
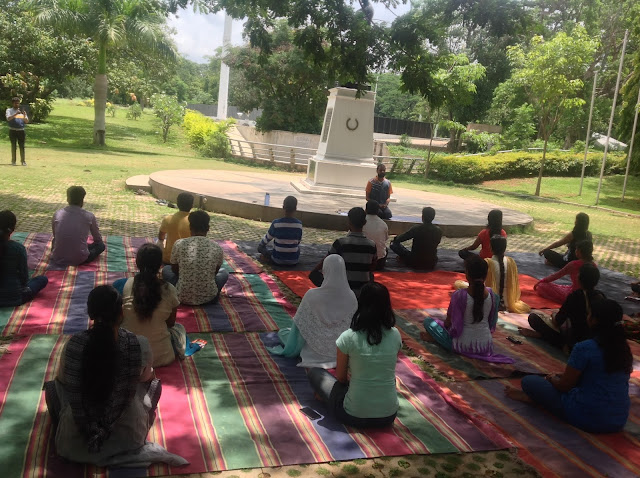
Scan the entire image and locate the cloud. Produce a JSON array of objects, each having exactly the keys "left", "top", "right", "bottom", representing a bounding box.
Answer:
[{"left": 168, "top": 9, "right": 245, "bottom": 64}]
